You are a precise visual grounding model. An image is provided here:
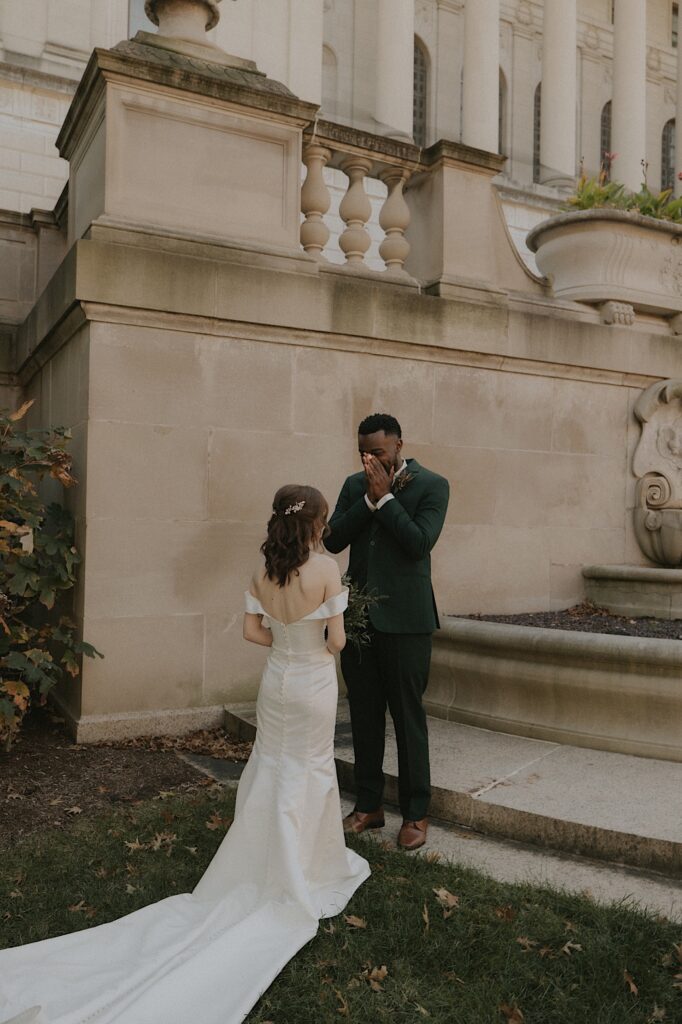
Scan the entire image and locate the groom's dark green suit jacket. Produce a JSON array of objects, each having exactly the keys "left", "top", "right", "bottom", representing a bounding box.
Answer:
[{"left": 325, "top": 459, "right": 450, "bottom": 634}]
